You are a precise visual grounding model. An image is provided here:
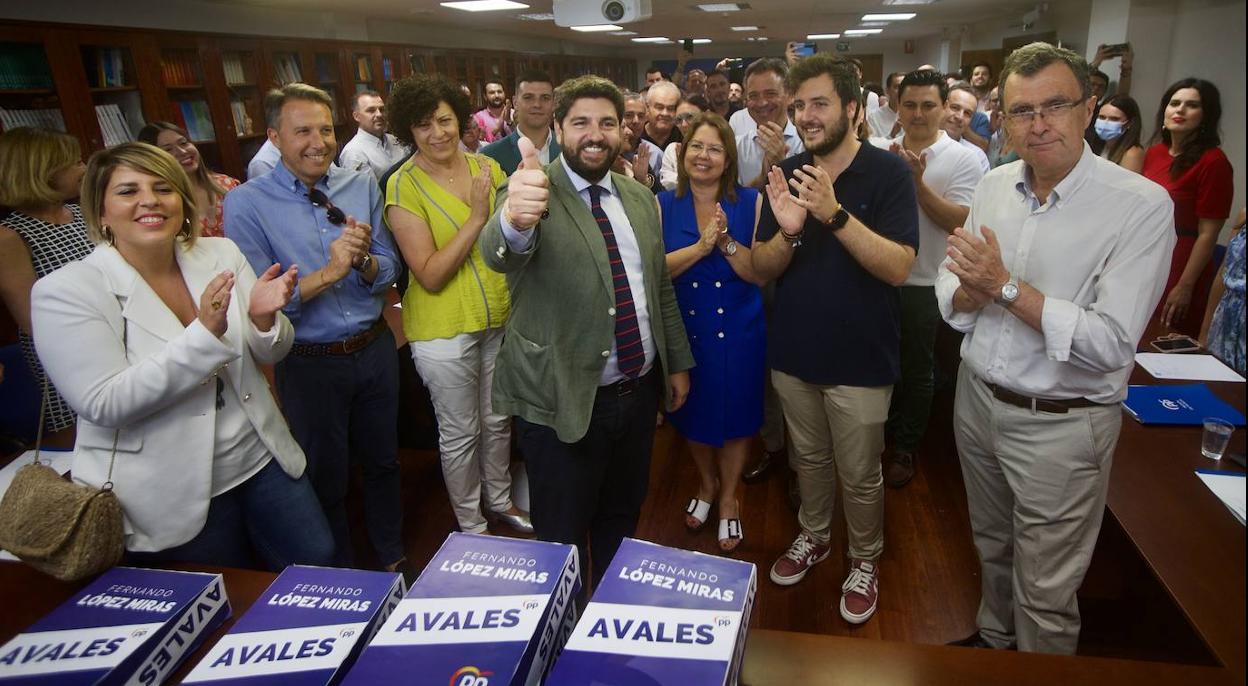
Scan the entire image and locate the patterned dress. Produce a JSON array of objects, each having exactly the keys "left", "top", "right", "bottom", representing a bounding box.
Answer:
[
  {"left": 200, "top": 173, "right": 241, "bottom": 238},
  {"left": 1209, "top": 229, "right": 1245, "bottom": 376},
  {"left": 6, "top": 205, "right": 94, "bottom": 431}
]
